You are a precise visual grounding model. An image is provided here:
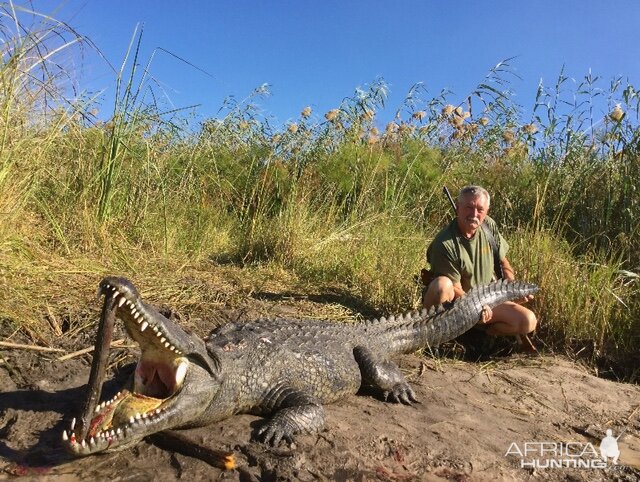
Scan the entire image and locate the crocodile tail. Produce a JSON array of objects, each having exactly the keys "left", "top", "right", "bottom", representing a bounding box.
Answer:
[{"left": 385, "top": 280, "right": 539, "bottom": 354}]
